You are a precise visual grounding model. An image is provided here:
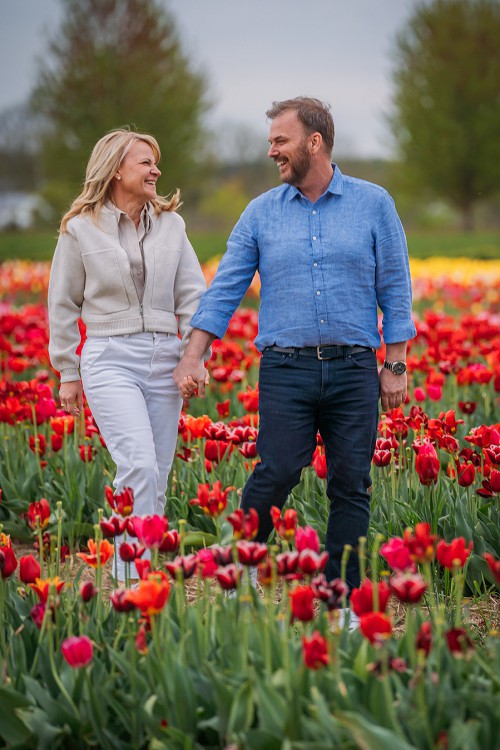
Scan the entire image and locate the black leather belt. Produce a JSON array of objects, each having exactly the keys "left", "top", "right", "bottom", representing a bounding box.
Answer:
[{"left": 265, "top": 345, "right": 373, "bottom": 360}]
